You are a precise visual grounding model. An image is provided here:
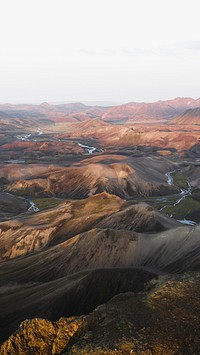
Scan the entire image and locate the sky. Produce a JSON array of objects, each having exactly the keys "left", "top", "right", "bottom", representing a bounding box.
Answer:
[{"left": 0, "top": 0, "right": 200, "bottom": 103}]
